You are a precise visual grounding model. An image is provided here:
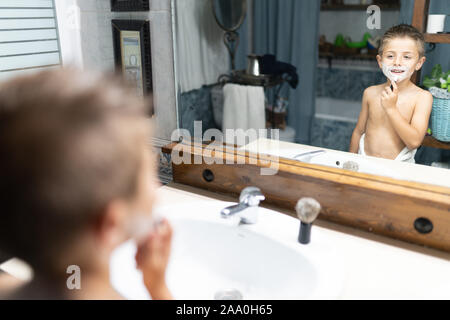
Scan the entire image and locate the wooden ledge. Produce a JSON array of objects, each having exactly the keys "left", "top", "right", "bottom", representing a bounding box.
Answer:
[
  {"left": 422, "top": 136, "right": 450, "bottom": 150},
  {"left": 424, "top": 33, "right": 450, "bottom": 44},
  {"left": 163, "top": 141, "right": 450, "bottom": 253}
]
